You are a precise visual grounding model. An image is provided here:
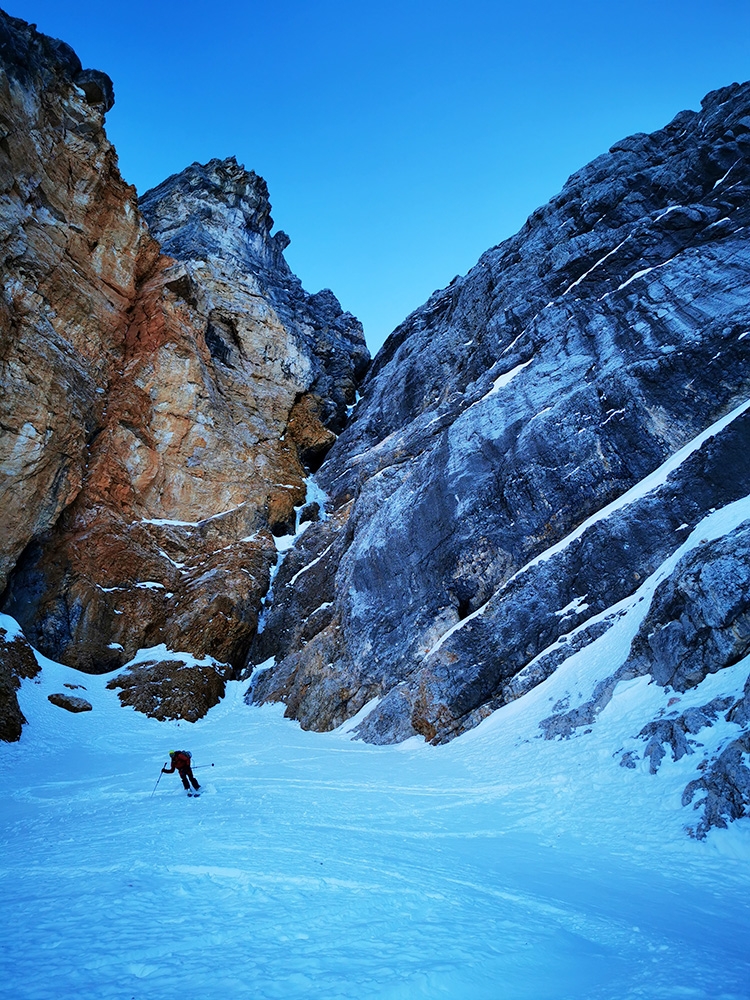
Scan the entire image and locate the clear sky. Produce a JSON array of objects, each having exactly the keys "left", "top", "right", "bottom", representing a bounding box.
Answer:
[{"left": 6, "top": 0, "right": 750, "bottom": 353}]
